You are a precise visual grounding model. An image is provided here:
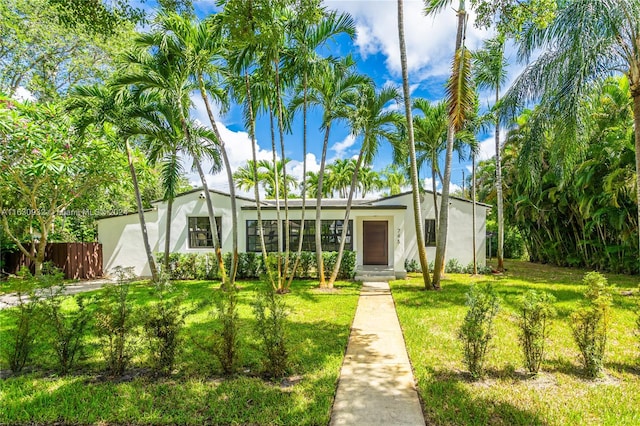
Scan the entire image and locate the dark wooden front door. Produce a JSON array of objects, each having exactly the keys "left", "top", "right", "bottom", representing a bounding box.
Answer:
[{"left": 363, "top": 221, "right": 388, "bottom": 265}]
